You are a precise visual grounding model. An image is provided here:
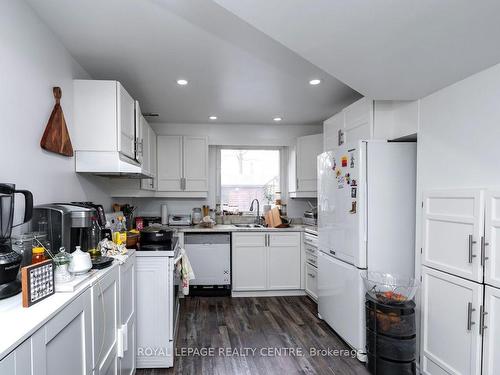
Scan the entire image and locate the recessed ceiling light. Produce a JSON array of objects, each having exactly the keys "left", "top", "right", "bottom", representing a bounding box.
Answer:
[
  {"left": 309, "top": 79, "right": 321, "bottom": 85},
  {"left": 209, "top": 116, "right": 217, "bottom": 120},
  {"left": 273, "top": 117, "right": 283, "bottom": 122},
  {"left": 176, "top": 79, "right": 188, "bottom": 85}
]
